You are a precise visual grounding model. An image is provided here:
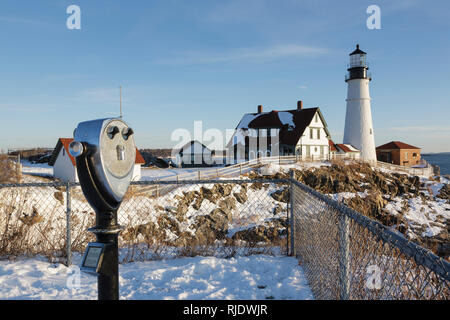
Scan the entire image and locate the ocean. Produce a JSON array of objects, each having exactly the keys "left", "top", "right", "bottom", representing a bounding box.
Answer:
[{"left": 422, "top": 152, "right": 450, "bottom": 175}]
